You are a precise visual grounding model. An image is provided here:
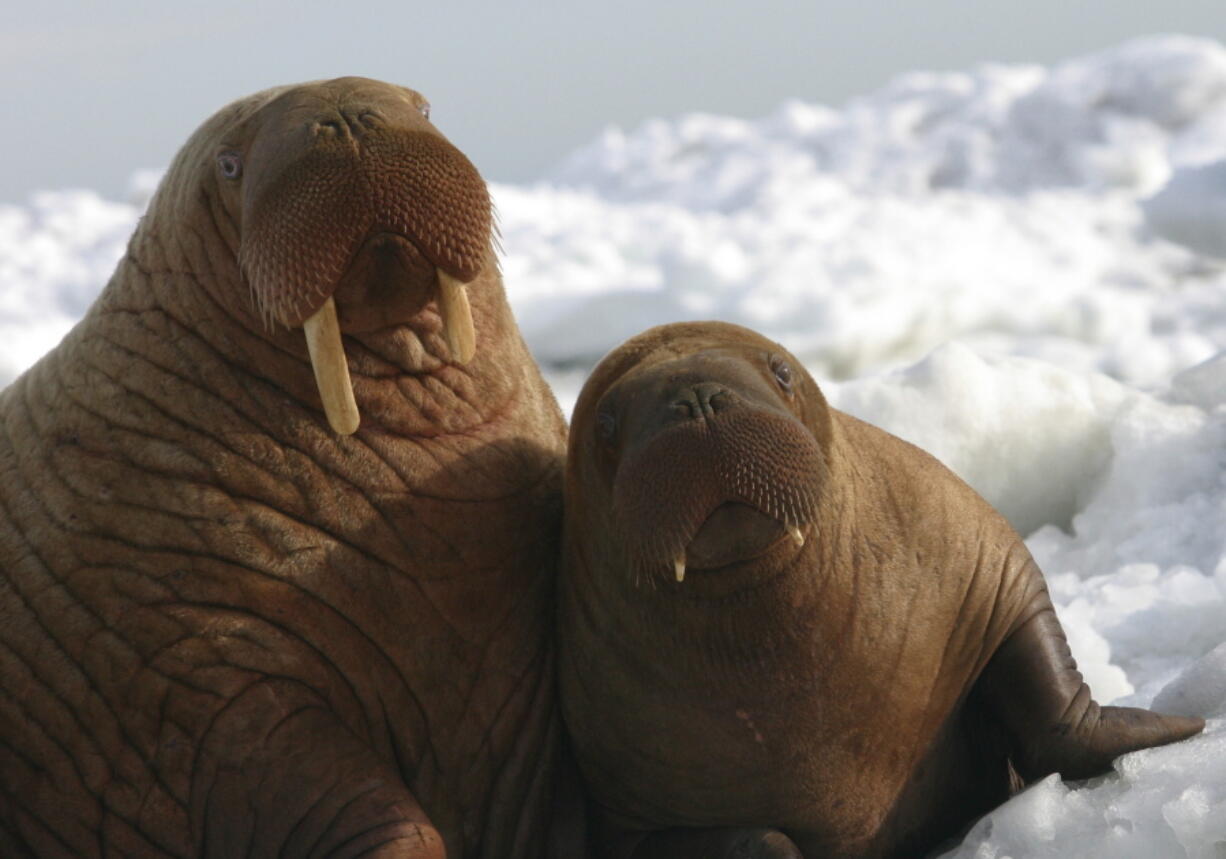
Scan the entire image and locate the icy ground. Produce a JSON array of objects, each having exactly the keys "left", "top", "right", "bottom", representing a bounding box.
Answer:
[{"left": 3, "top": 34, "right": 1226, "bottom": 858}]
